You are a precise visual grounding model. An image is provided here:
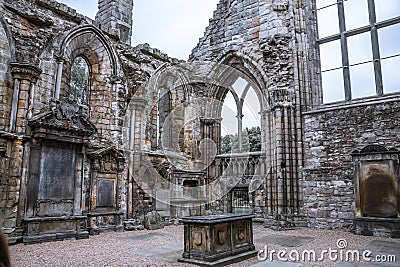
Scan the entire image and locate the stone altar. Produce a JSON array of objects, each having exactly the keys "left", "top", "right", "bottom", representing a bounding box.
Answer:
[{"left": 179, "top": 214, "right": 257, "bottom": 266}]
